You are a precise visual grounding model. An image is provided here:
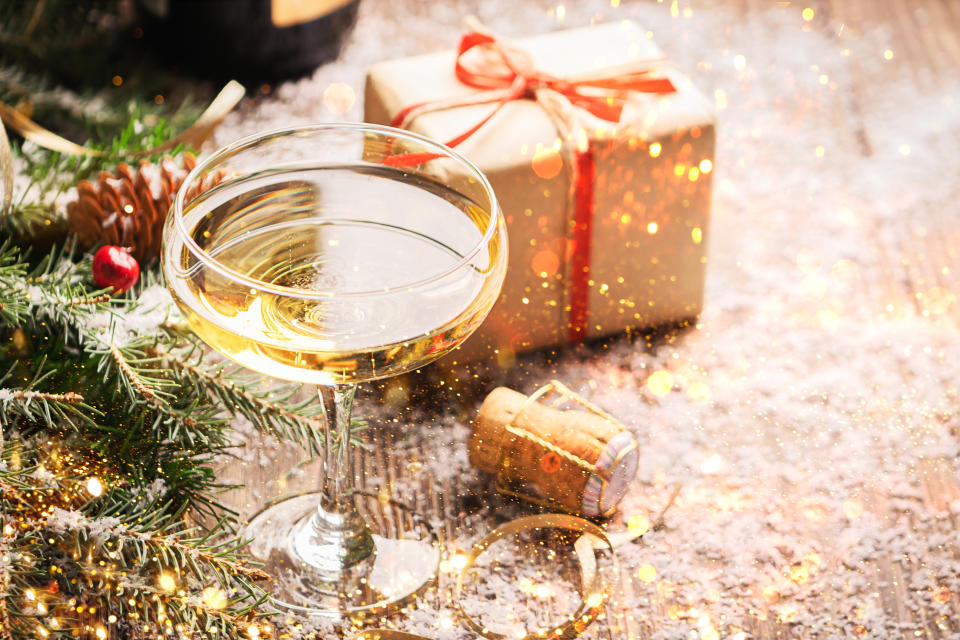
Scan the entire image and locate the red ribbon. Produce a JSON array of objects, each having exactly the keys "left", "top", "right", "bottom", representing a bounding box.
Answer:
[{"left": 390, "top": 28, "right": 677, "bottom": 342}]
